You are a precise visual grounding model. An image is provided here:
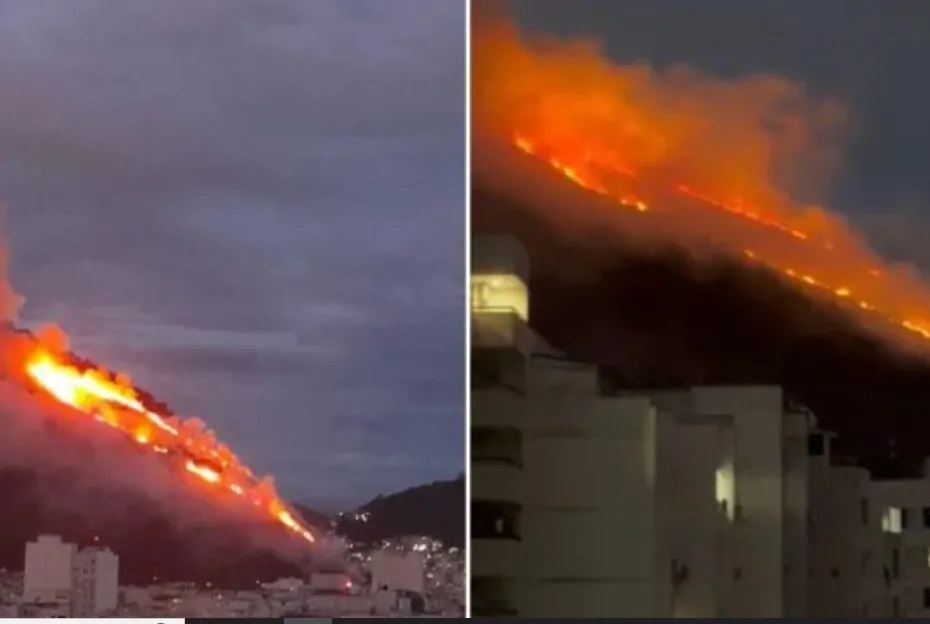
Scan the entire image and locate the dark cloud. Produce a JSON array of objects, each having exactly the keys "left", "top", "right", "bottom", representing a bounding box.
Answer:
[
  {"left": 507, "top": 0, "right": 930, "bottom": 264},
  {"left": 0, "top": 0, "right": 464, "bottom": 506}
]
